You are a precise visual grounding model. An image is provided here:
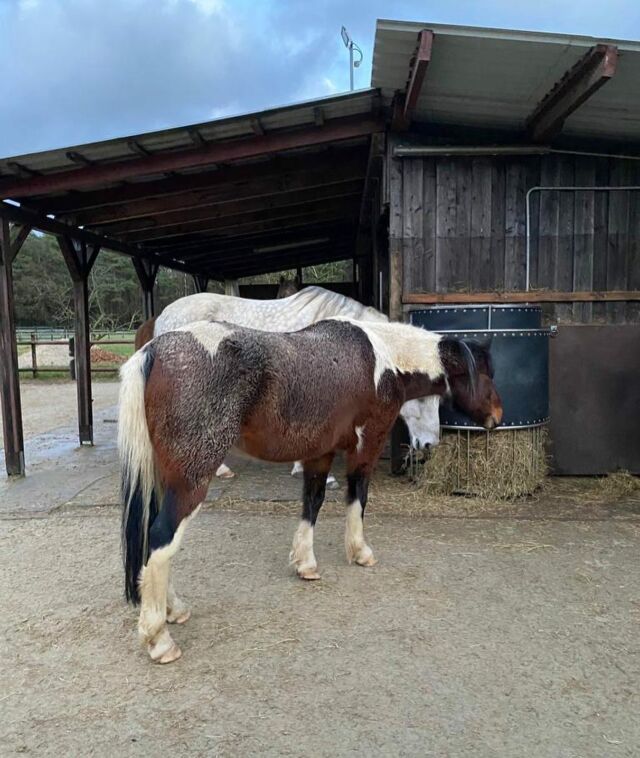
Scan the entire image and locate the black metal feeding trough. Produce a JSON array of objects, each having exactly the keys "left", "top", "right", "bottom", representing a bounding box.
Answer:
[{"left": 410, "top": 304, "right": 553, "bottom": 430}]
